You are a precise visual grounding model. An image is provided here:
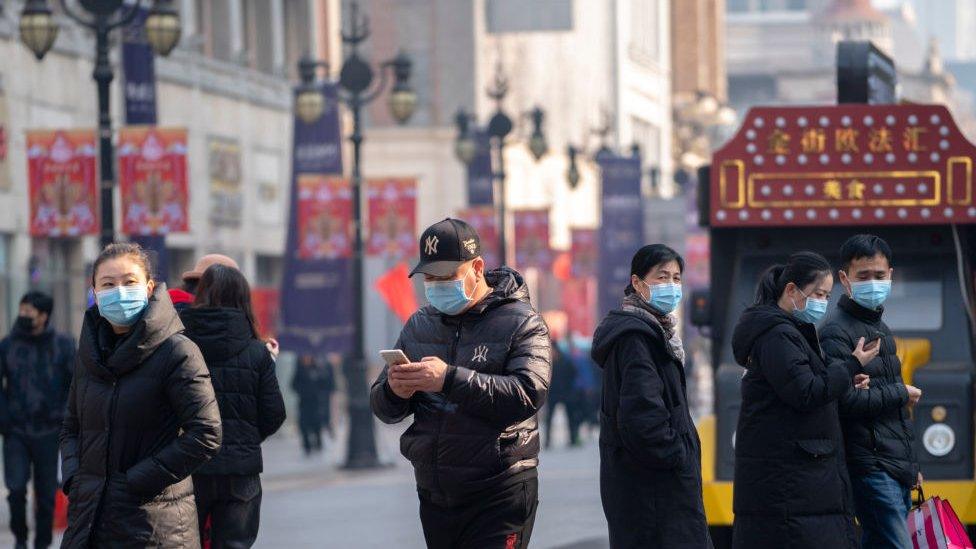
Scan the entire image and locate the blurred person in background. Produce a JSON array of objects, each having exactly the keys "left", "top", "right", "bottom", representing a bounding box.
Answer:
[
  {"left": 544, "top": 334, "right": 580, "bottom": 448},
  {"left": 292, "top": 354, "right": 336, "bottom": 456},
  {"left": 182, "top": 264, "right": 286, "bottom": 547},
  {"left": 0, "top": 291, "right": 74, "bottom": 549}
]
